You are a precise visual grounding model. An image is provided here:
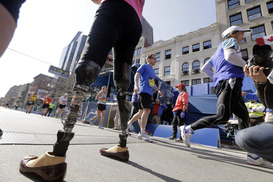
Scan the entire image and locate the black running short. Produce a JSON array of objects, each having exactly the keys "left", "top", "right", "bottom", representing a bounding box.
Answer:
[
  {"left": 97, "top": 103, "right": 106, "bottom": 111},
  {"left": 138, "top": 93, "right": 152, "bottom": 109}
]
